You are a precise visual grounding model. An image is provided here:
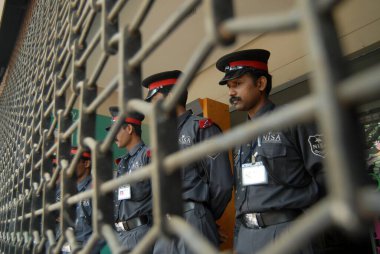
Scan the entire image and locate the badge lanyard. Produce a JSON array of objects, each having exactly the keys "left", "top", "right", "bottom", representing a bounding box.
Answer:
[
  {"left": 118, "top": 145, "right": 143, "bottom": 176},
  {"left": 117, "top": 145, "right": 144, "bottom": 202},
  {"left": 239, "top": 137, "right": 261, "bottom": 166}
]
